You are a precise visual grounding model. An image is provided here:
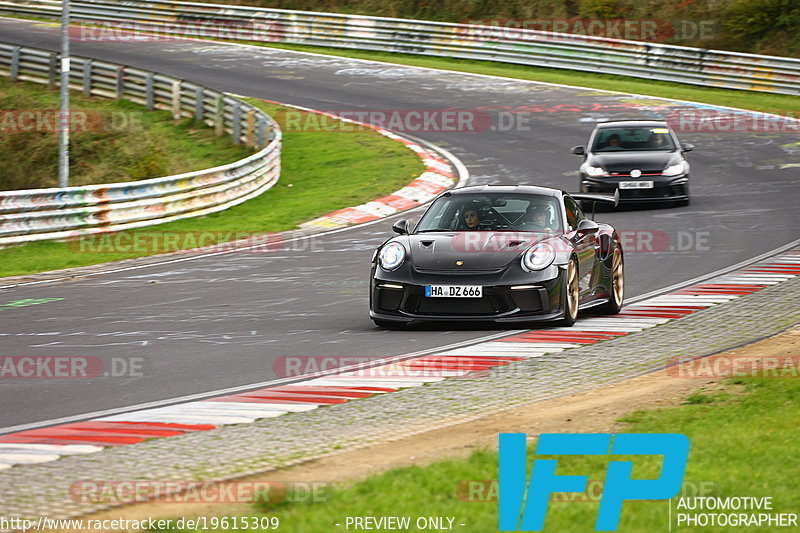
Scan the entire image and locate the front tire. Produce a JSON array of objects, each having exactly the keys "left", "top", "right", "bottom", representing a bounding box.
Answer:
[
  {"left": 598, "top": 247, "right": 624, "bottom": 315},
  {"left": 555, "top": 258, "right": 579, "bottom": 327}
]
